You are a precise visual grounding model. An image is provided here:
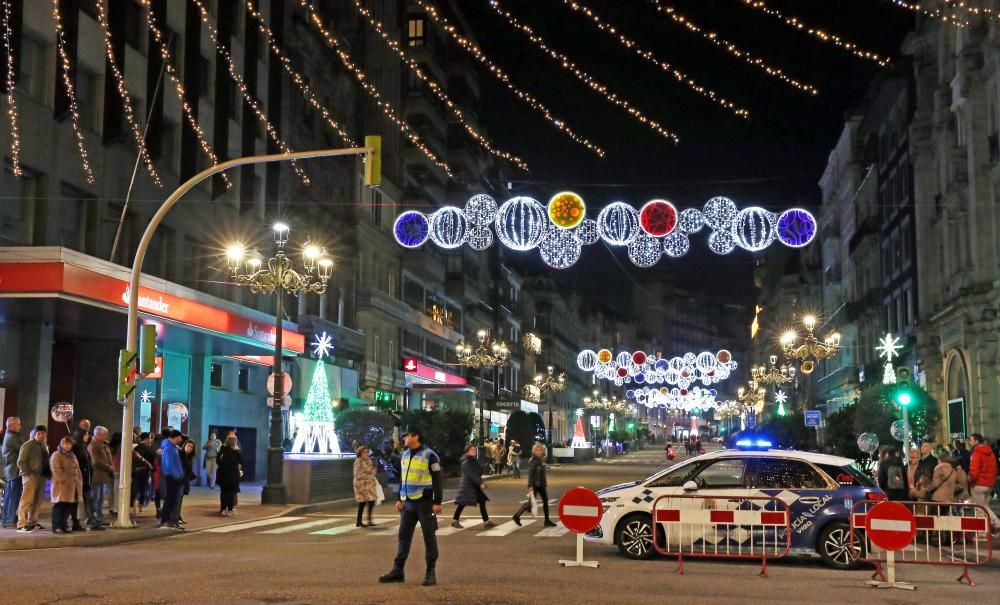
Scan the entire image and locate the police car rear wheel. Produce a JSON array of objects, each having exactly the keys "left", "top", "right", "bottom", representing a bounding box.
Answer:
[
  {"left": 818, "top": 522, "right": 863, "bottom": 570},
  {"left": 616, "top": 514, "right": 654, "bottom": 560}
]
